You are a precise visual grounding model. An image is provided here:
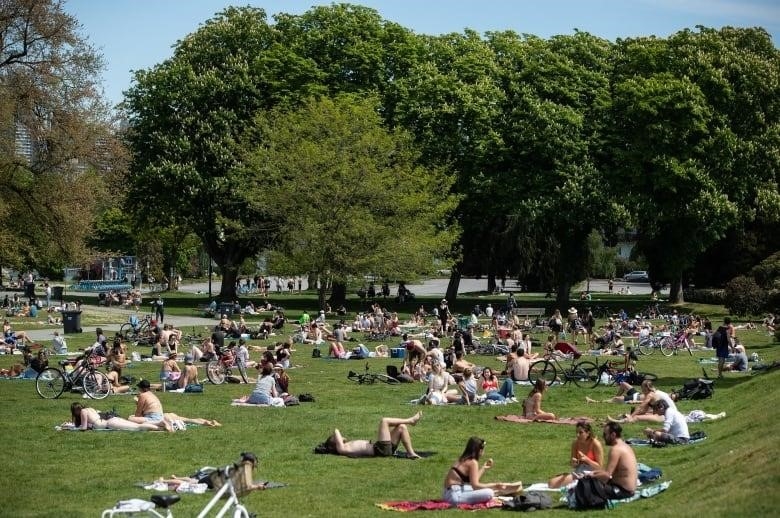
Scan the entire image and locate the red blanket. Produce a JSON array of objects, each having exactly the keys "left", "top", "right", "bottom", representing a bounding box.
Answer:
[
  {"left": 495, "top": 415, "right": 593, "bottom": 425},
  {"left": 376, "top": 499, "right": 503, "bottom": 512}
]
